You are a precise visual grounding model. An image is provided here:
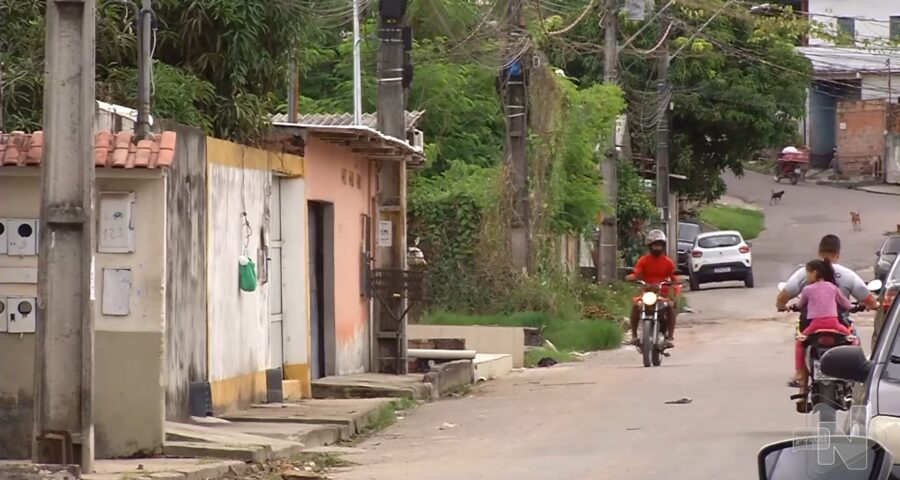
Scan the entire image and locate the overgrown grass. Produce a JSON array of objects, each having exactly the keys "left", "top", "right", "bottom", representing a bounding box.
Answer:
[
  {"left": 698, "top": 204, "right": 765, "bottom": 240},
  {"left": 525, "top": 347, "right": 576, "bottom": 367},
  {"left": 422, "top": 281, "right": 632, "bottom": 365},
  {"left": 744, "top": 159, "right": 775, "bottom": 175},
  {"left": 364, "top": 398, "right": 418, "bottom": 433}
]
